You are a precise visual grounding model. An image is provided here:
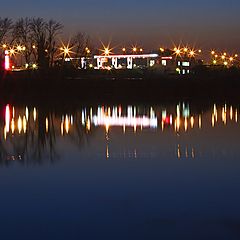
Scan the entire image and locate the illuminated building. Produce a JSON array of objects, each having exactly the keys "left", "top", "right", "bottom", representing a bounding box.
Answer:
[{"left": 93, "top": 53, "right": 159, "bottom": 69}]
